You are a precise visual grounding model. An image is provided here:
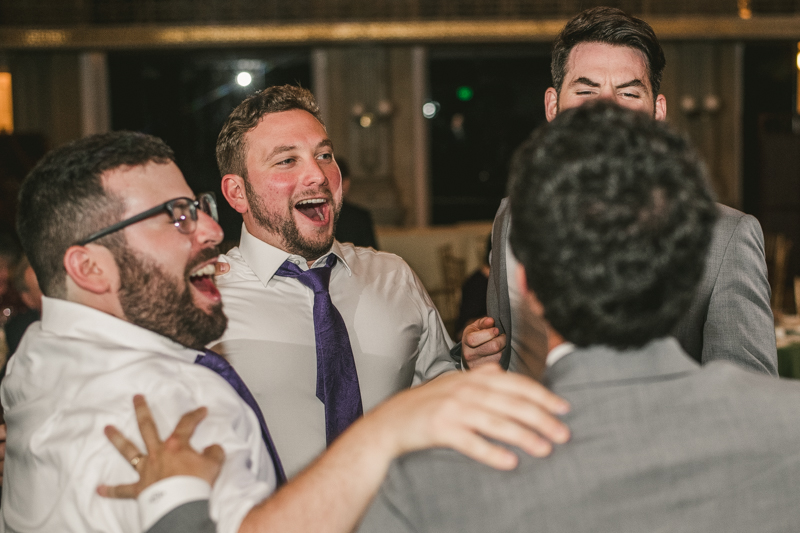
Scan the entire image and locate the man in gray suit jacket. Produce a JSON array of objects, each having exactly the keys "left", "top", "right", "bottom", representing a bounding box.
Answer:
[
  {"left": 477, "top": 7, "right": 777, "bottom": 376},
  {"left": 359, "top": 101, "right": 800, "bottom": 533}
]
